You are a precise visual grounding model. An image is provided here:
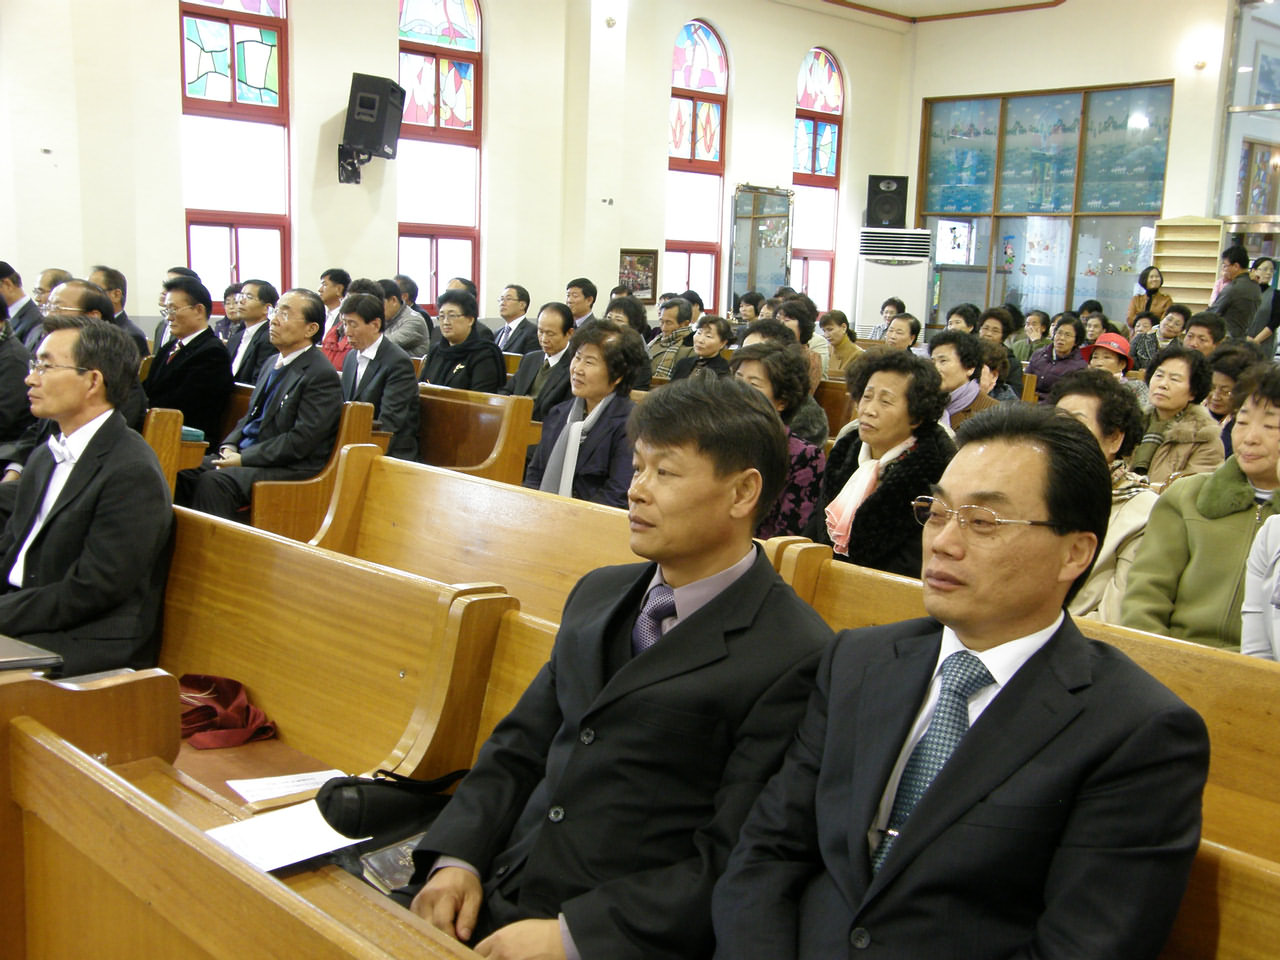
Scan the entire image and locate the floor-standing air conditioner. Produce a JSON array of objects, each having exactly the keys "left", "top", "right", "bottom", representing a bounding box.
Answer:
[{"left": 854, "top": 228, "right": 933, "bottom": 339}]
